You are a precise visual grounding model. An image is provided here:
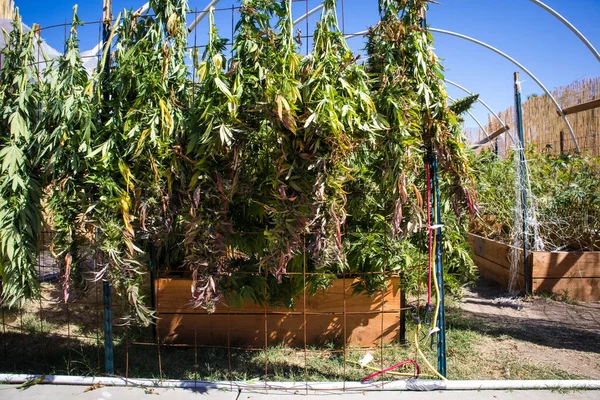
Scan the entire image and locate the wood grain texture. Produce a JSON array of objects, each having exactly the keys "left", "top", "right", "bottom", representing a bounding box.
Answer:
[
  {"left": 155, "top": 277, "right": 402, "bottom": 347},
  {"left": 156, "top": 277, "right": 401, "bottom": 314},
  {"left": 473, "top": 254, "right": 524, "bottom": 290},
  {"left": 468, "top": 234, "right": 524, "bottom": 273},
  {"left": 560, "top": 98, "right": 600, "bottom": 116},
  {"left": 533, "top": 277, "right": 600, "bottom": 302},
  {"left": 532, "top": 251, "right": 600, "bottom": 278},
  {"left": 469, "top": 235, "right": 599, "bottom": 301},
  {"left": 157, "top": 312, "right": 400, "bottom": 347}
]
